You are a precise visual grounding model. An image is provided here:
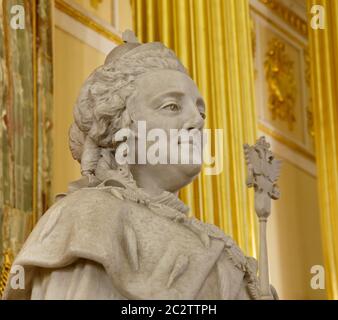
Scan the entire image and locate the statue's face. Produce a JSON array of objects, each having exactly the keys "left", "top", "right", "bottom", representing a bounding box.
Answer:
[{"left": 126, "top": 69, "right": 205, "bottom": 194}]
